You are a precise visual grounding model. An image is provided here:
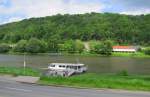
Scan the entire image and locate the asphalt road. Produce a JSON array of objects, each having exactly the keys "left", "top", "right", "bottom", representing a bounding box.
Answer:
[{"left": 0, "top": 77, "right": 150, "bottom": 97}]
